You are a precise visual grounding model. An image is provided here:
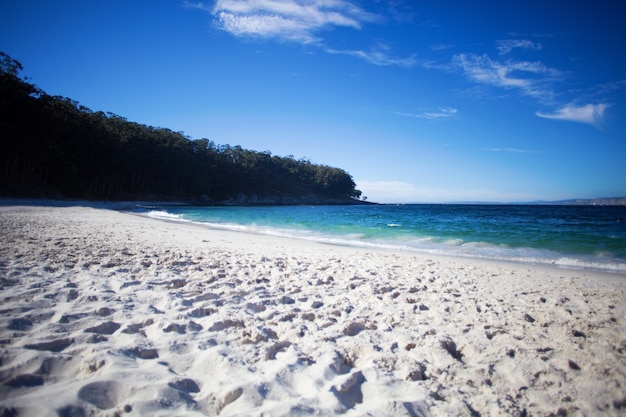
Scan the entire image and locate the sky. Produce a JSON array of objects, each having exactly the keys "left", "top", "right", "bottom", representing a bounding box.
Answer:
[{"left": 2, "top": 0, "right": 625, "bottom": 203}]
